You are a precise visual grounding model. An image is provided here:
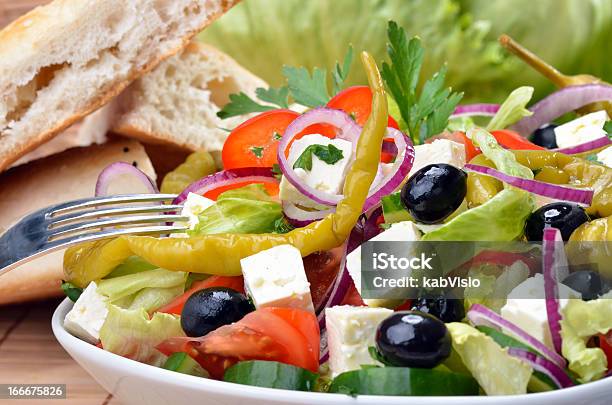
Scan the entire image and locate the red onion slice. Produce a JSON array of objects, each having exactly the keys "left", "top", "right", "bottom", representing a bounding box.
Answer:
[
  {"left": 277, "top": 108, "right": 361, "bottom": 206},
  {"left": 451, "top": 103, "right": 500, "bottom": 118},
  {"left": 464, "top": 164, "right": 594, "bottom": 206},
  {"left": 173, "top": 167, "right": 277, "bottom": 205},
  {"left": 95, "top": 162, "right": 158, "bottom": 197},
  {"left": 467, "top": 304, "right": 566, "bottom": 369},
  {"left": 512, "top": 84, "right": 612, "bottom": 136},
  {"left": 277, "top": 108, "right": 414, "bottom": 208},
  {"left": 363, "top": 128, "right": 414, "bottom": 212},
  {"left": 543, "top": 227, "right": 569, "bottom": 355},
  {"left": 507, "top": 348, "right": 574, "bottom": 389},
  {"left": 553, "top": 136, "right": 611, "bottom": 155}
]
